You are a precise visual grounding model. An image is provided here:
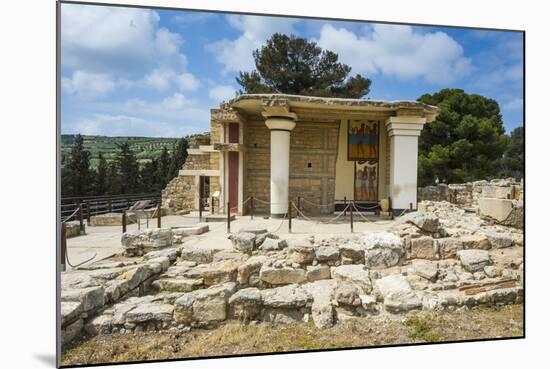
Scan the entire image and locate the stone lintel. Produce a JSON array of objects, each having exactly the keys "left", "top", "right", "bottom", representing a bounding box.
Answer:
[
  {"left": 178, "top": 169, "right": 220, "bottom": 177},
  {"left": 213, "top": 143, "right": 246, "bottom": 152}
]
